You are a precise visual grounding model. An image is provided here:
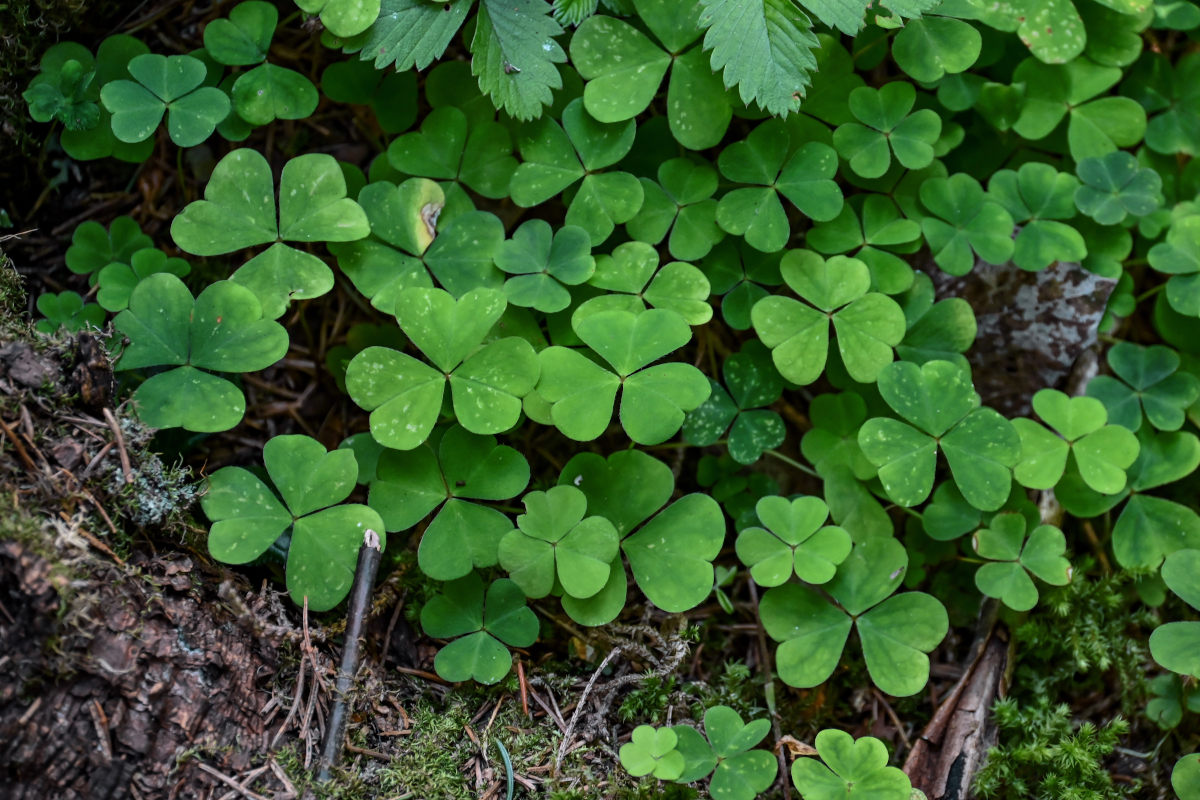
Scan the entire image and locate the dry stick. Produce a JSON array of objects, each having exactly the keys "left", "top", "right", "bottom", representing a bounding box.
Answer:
[
  {"left": 0, "top": 415, "right": 37, "bottom": 472},
  {"left": 316, "top": 529, "right": 383, "bottom": 783},
  {"left": 554, "top": 646, "right": 623, "bottom": 776},
  {"left": 101, "top": 407, "right": 134, "bottom": 484}
]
